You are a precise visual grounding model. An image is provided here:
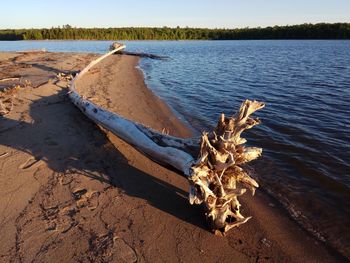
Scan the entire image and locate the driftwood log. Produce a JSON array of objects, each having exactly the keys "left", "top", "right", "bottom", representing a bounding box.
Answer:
[{"left": 68, "top": 43, "right": 264, "bottom": 235}]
